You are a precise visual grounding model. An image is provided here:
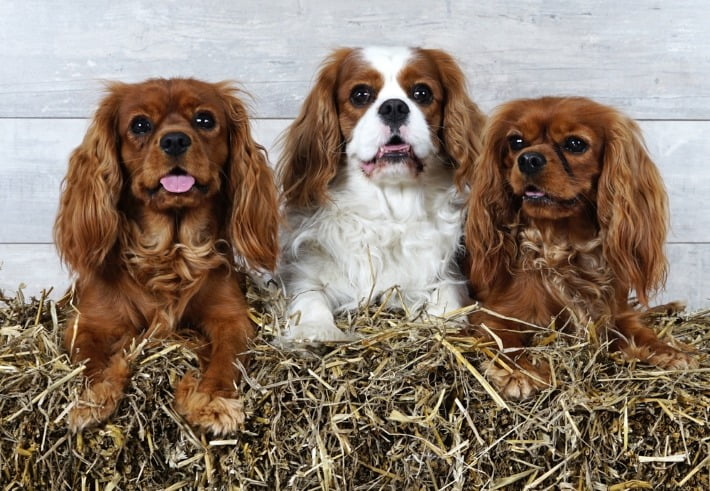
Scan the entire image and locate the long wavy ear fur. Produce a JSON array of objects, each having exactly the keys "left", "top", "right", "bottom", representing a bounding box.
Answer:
[
  {"left": 597, "top": 114, "right": 668, "bottom": 305},
  {"left": 219, "top": 85, "right": 279, "bottom": 272},
  {"left": 53, "top": 85, "right": 124, "bottom": 277},
  {"left": 421, "top": 49, "right": 486, "bottom": 179},
  {"left": 278, "top": 48, "right": 353, "bottom": 208},
  {"left": 461, "top": 106, "right": 517, "bottom": 291}
]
